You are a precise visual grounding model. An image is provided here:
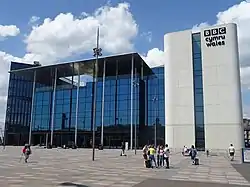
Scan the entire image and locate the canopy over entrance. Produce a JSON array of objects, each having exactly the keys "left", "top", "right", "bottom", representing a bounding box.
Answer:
[{"left": 9, "top": 53, "right": 155, "bottom": 86}]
